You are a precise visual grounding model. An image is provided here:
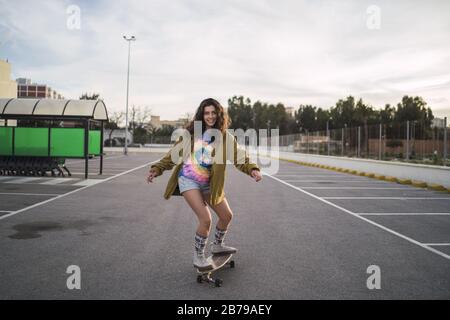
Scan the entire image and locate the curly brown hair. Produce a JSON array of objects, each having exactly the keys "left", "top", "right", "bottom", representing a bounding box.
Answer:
[{"left": 185, "top": 98, "right": 231, "bottom": 136}]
